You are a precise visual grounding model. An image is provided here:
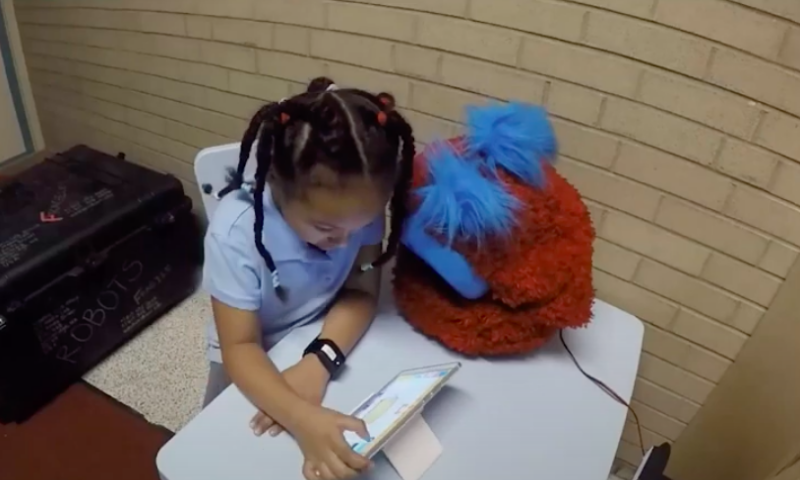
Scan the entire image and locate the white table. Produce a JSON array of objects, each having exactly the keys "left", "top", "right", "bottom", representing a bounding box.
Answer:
[{"left": 157, "top": 296, "right": 643, "bottom": 480}]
